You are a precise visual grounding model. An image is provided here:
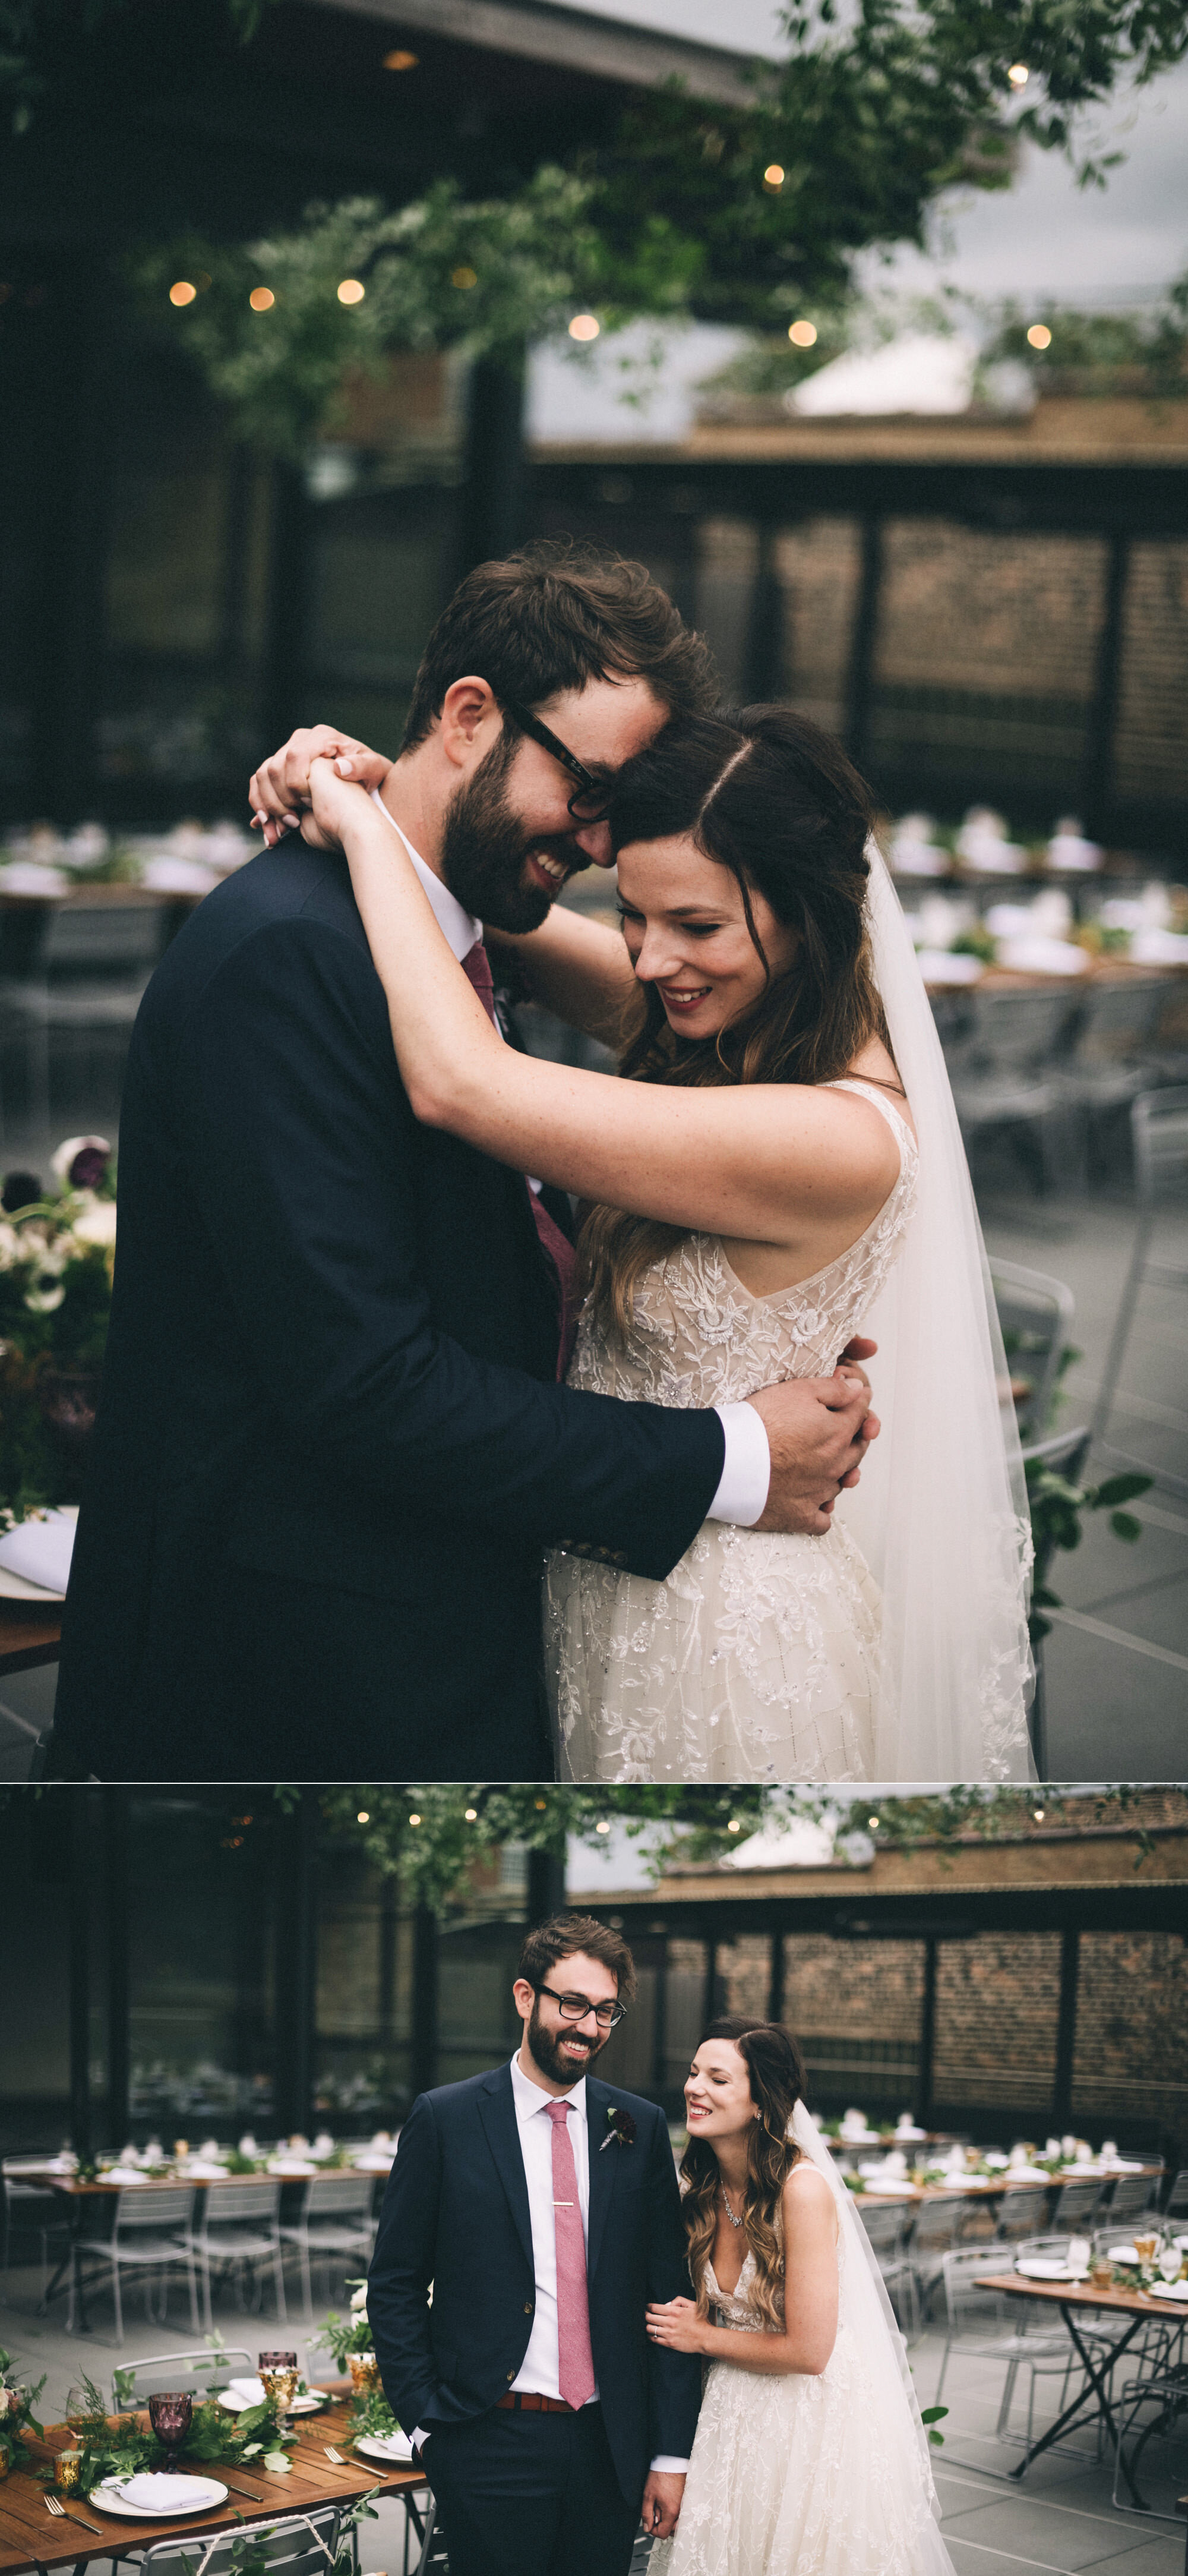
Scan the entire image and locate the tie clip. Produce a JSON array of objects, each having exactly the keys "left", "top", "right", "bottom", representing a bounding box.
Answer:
[{"left": 554, "top": 2199, "right": 574, "bottom": 2206}]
